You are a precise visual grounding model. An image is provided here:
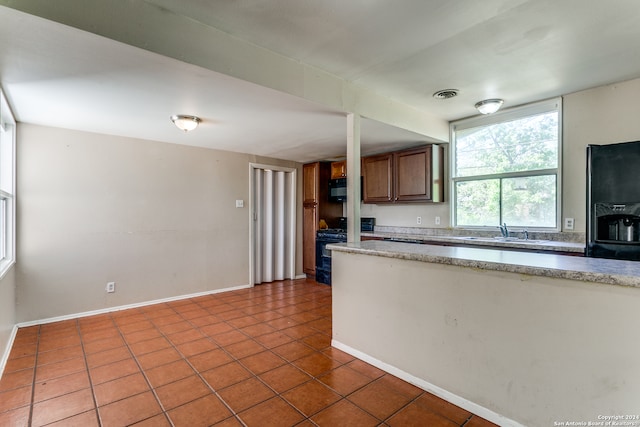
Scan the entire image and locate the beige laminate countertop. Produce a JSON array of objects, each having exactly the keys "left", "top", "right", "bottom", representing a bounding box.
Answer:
[{"left": 328, "top": 240, "right": 640, "bottom": 288}]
